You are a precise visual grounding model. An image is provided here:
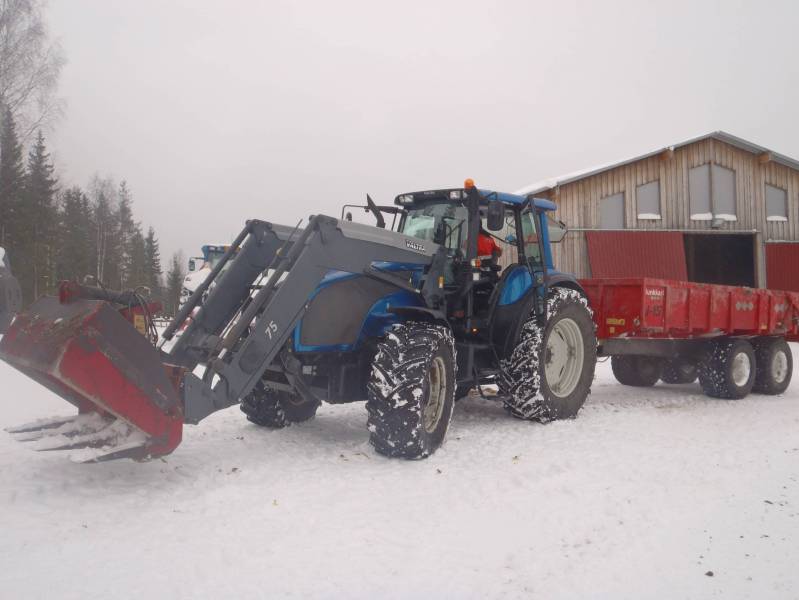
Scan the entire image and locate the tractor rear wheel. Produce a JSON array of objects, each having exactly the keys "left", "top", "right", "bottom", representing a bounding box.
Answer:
[
  {"left": 698, "top": 338, "right": 756, "bottom": 399},
  {"left": 660, "top": 357, "right": 698, "bottom": 384},
  {"left": 240, "top": 382, "right": 320, "bottom": 428},
  {"left": 501, "top": 288, "right": 597, "bottom": 422},
  {"left": 366, "top": 322, "right": 456, "bottom": 459},
  {"left": 752, "top": 337, "right": 793, "bottom": 395},
  {"left": 611, "top": 355, "right": 663, "bottom": 387}
]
